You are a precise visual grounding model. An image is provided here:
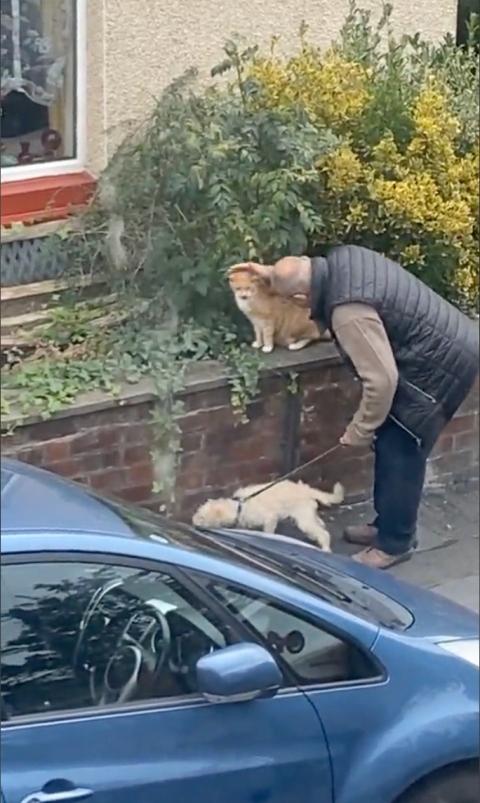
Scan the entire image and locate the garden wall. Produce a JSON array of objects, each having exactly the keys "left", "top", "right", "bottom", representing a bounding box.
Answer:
[{"left": 2, "top": 343, "right": 478, "bottom": 522}]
